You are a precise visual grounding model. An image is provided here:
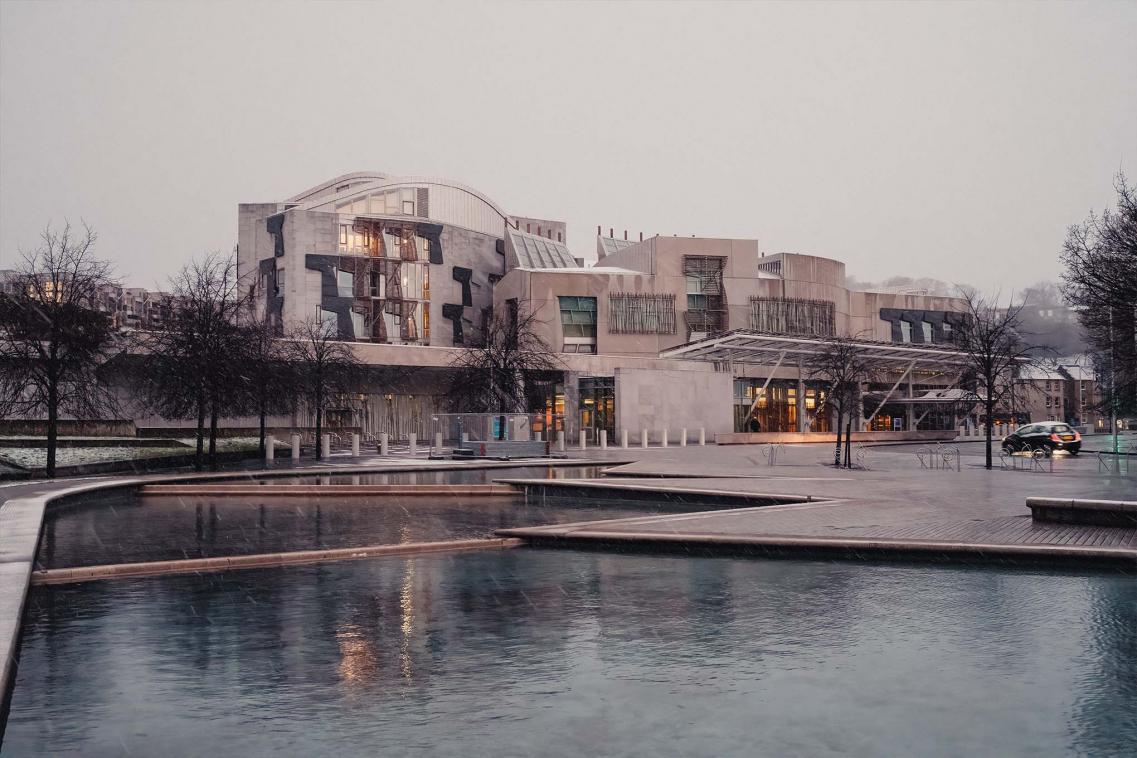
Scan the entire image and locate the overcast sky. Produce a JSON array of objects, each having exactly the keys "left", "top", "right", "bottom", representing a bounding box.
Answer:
[{"left": 1, "top": 1, "right": 1134, "bottom": 293}]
